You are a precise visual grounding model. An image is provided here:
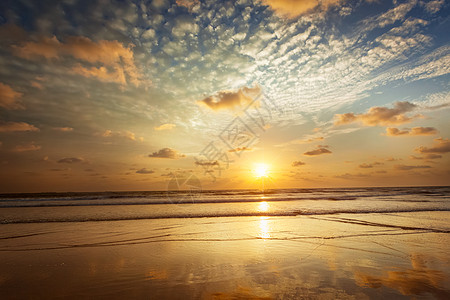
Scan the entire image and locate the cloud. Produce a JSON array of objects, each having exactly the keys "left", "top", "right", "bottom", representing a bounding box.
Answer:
[
  {"left": 101, "top": 130, "right": 143, "bottom": 141},
  {"left": 355, "top": 254, "right": 450, "bottom": 298},
  {"left": 195, "top": 160, "right": 219, "bottom": 166},
  {"left": 335, "top": 173, "right": 370, "bottom": 179},
  {"left": 262, "top": 0, "right": 340, "bottom": 18},
  {"left": 13, "top": 142, "right": 41, "bottom": 152},
  {"left": 415, "top": 138, "right": 450, "bottom": 154},
  {"left": 410, "top": 154, "right": 442, "bottom": 160},
  {"left": 292, "top": 161, "right": 306, "bottom": 167},
  {"left": 0, "top": 83, "right": 24, "bottom": 110},
  {"left": 0, "top": 121, "right": 39, "bottom": 132},
  {"left": 154, "top": 123, "right": 176, "bottom": 131},
  {"left": 148, "top": 148, "right": 185, "bottom": 159},
  {"left": 394, "top": 164, "right": 431, "bottom": 171},
  {"left": 335, "top": 102, "right": 421, "bottom": 126},
  {"left": 13, "top": 35, "right": 143, "bottom": 87},
  {"left": 197, "top": 86, "right": 261, "bottom": 111},
  {"left": 359, "top": 162, "right": 383, "bottom": 168},
  {"left": 304, "top": 145, "right": 332, "bottom": 156},
  {"left": 136, "top": 168, "right": 155, "bottom": 174},
  {"left": 385, "top": 127, "right": 438, "bottom": 136},
  {"left": 228, "top": 146, "right": 252, "bottom": 153},
  {"left": 58, "top": 157, "right": 83, "bottom": 164},
  {"left": 176, "top": 0, "right": 200, "bottom": 12},
  {"left": 53, "top": 127, "right": 73, "bottom": 132}
]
